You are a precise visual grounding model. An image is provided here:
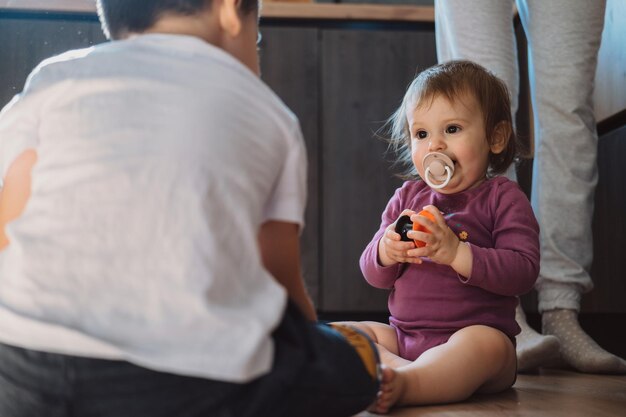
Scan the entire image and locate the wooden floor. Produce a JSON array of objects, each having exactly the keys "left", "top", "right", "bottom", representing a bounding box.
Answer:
[{"left": 355, "top": 369, "right": 626, "bottom": 417}]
